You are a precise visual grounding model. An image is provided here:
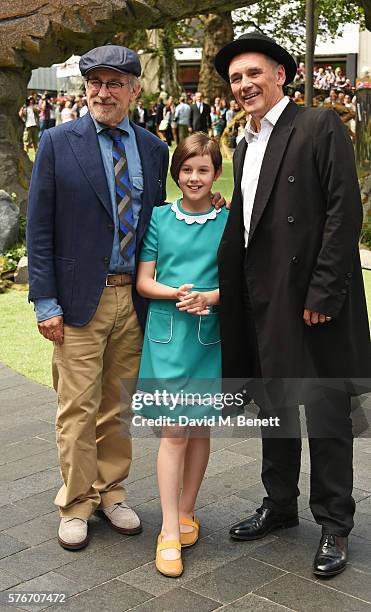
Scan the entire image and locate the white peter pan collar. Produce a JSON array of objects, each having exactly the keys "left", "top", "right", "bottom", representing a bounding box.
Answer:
[{"left": 170, "top": 200, "right": 221, "bottom": 225}]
